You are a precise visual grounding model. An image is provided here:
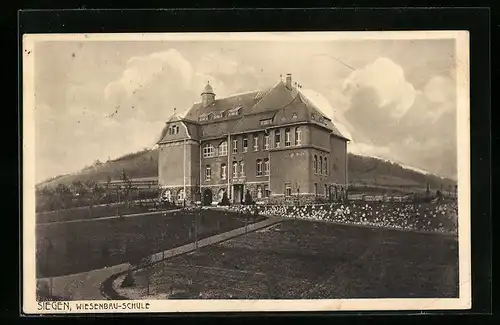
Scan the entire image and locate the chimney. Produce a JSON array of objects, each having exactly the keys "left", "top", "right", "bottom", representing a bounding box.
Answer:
[{"left": 286, "top": 73, "right": 292, "bottom": 89}]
